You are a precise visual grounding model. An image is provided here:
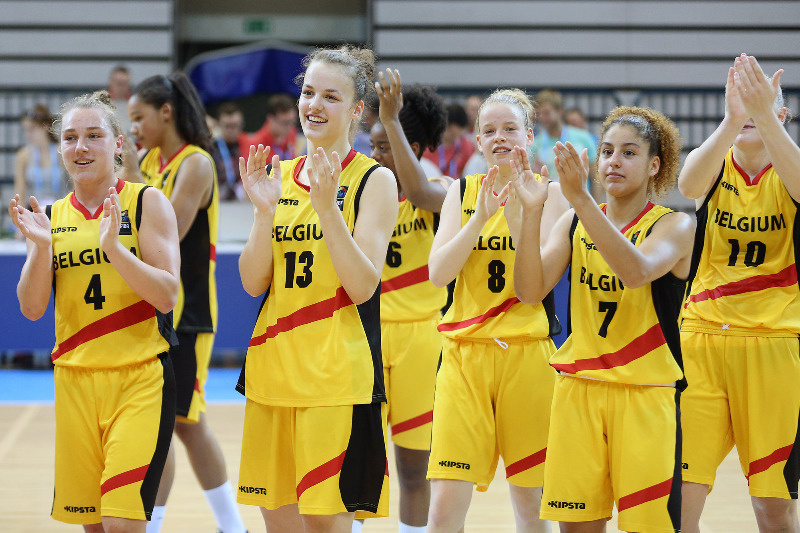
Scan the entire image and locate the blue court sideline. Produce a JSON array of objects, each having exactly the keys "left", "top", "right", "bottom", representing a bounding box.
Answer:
[{"left": 0, "top": 367, "right": 246, "bottom": 404}]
